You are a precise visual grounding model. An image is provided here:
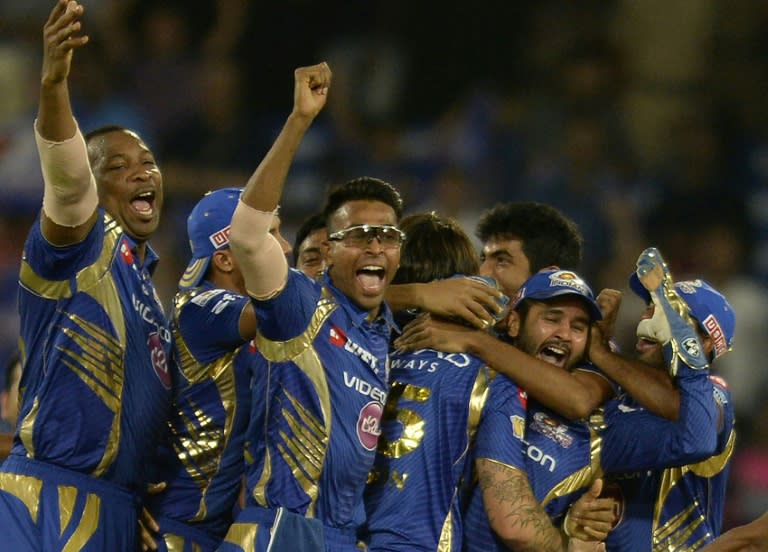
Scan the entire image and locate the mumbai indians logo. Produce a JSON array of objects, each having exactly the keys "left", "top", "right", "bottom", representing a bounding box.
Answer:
[
  {"left": 209, "top": 225, "right": 231, "bottom": 248},
  {"left": 531, "top": 411, "right": 573, "bottom": 447},
  {"left": 682, "top": 337, "right": 703, "bottom": 358},
  {"left": 703, "top": 314, "right": 728, "bottom": 357},
  {"left": 548, "top": 270, "right": 590, "bottom": 295},
  {"left": 357, "top": 401, "right": 383, "bottom": 451}
]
